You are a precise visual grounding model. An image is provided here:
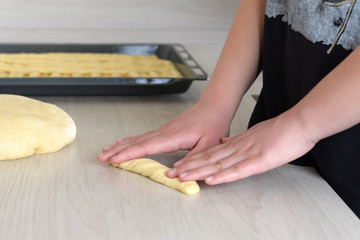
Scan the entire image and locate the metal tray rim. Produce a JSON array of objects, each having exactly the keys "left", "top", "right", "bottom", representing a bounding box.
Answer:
[{"left": 0, "top": 43, "right": 208, "bottom": 95}]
